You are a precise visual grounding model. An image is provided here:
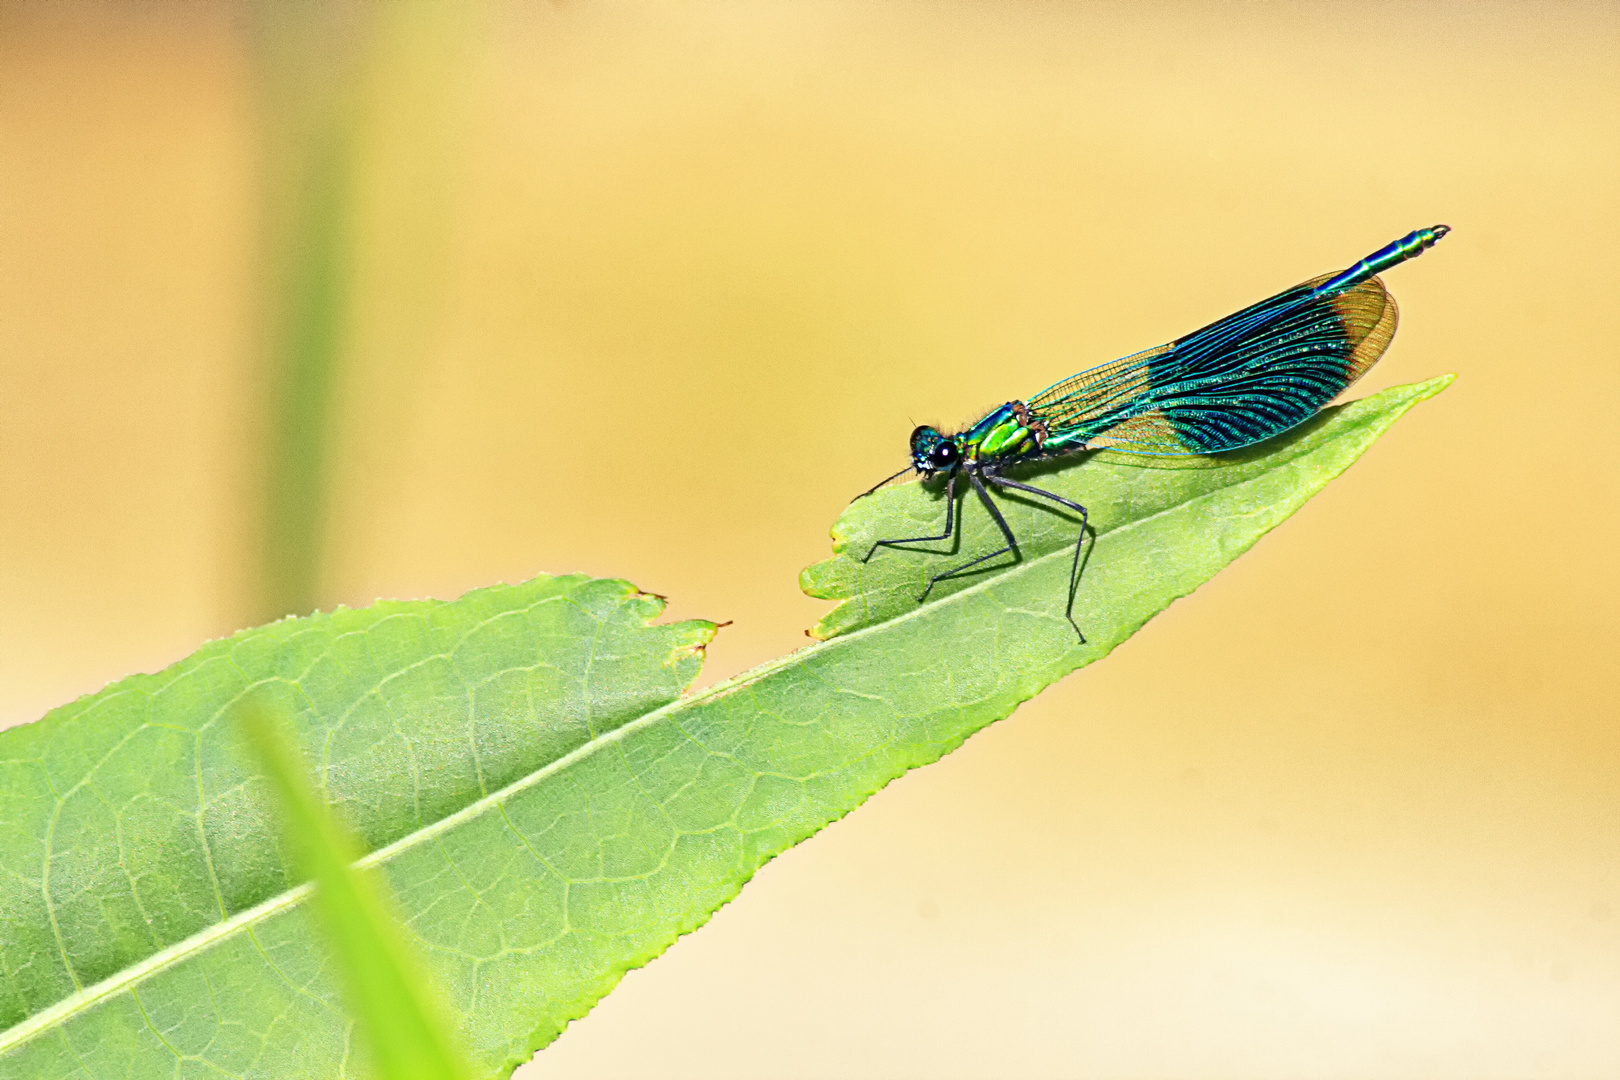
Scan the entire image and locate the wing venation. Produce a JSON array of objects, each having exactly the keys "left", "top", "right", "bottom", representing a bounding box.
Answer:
[{"left": 1027, "top": 274, "right": 1398, "bottom": 455}]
